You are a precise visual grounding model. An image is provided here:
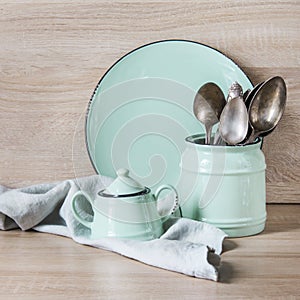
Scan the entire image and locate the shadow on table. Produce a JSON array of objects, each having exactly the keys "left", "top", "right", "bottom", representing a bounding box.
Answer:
[
  {"left": 218, "top": 261, "right": 234, "bottom": 283},
  {"left": 214, "top": 239, "right": 237, "bottom": 283},
  {"left": 222, "top": 239, "right": 238, "bottom": 253}
]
